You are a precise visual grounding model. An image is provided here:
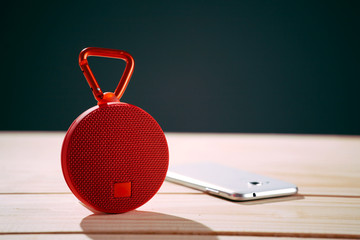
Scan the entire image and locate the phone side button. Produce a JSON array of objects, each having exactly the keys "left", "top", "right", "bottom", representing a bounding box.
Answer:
[{"left": 205, "top": 187, "right": 219, "bottom": 194}]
